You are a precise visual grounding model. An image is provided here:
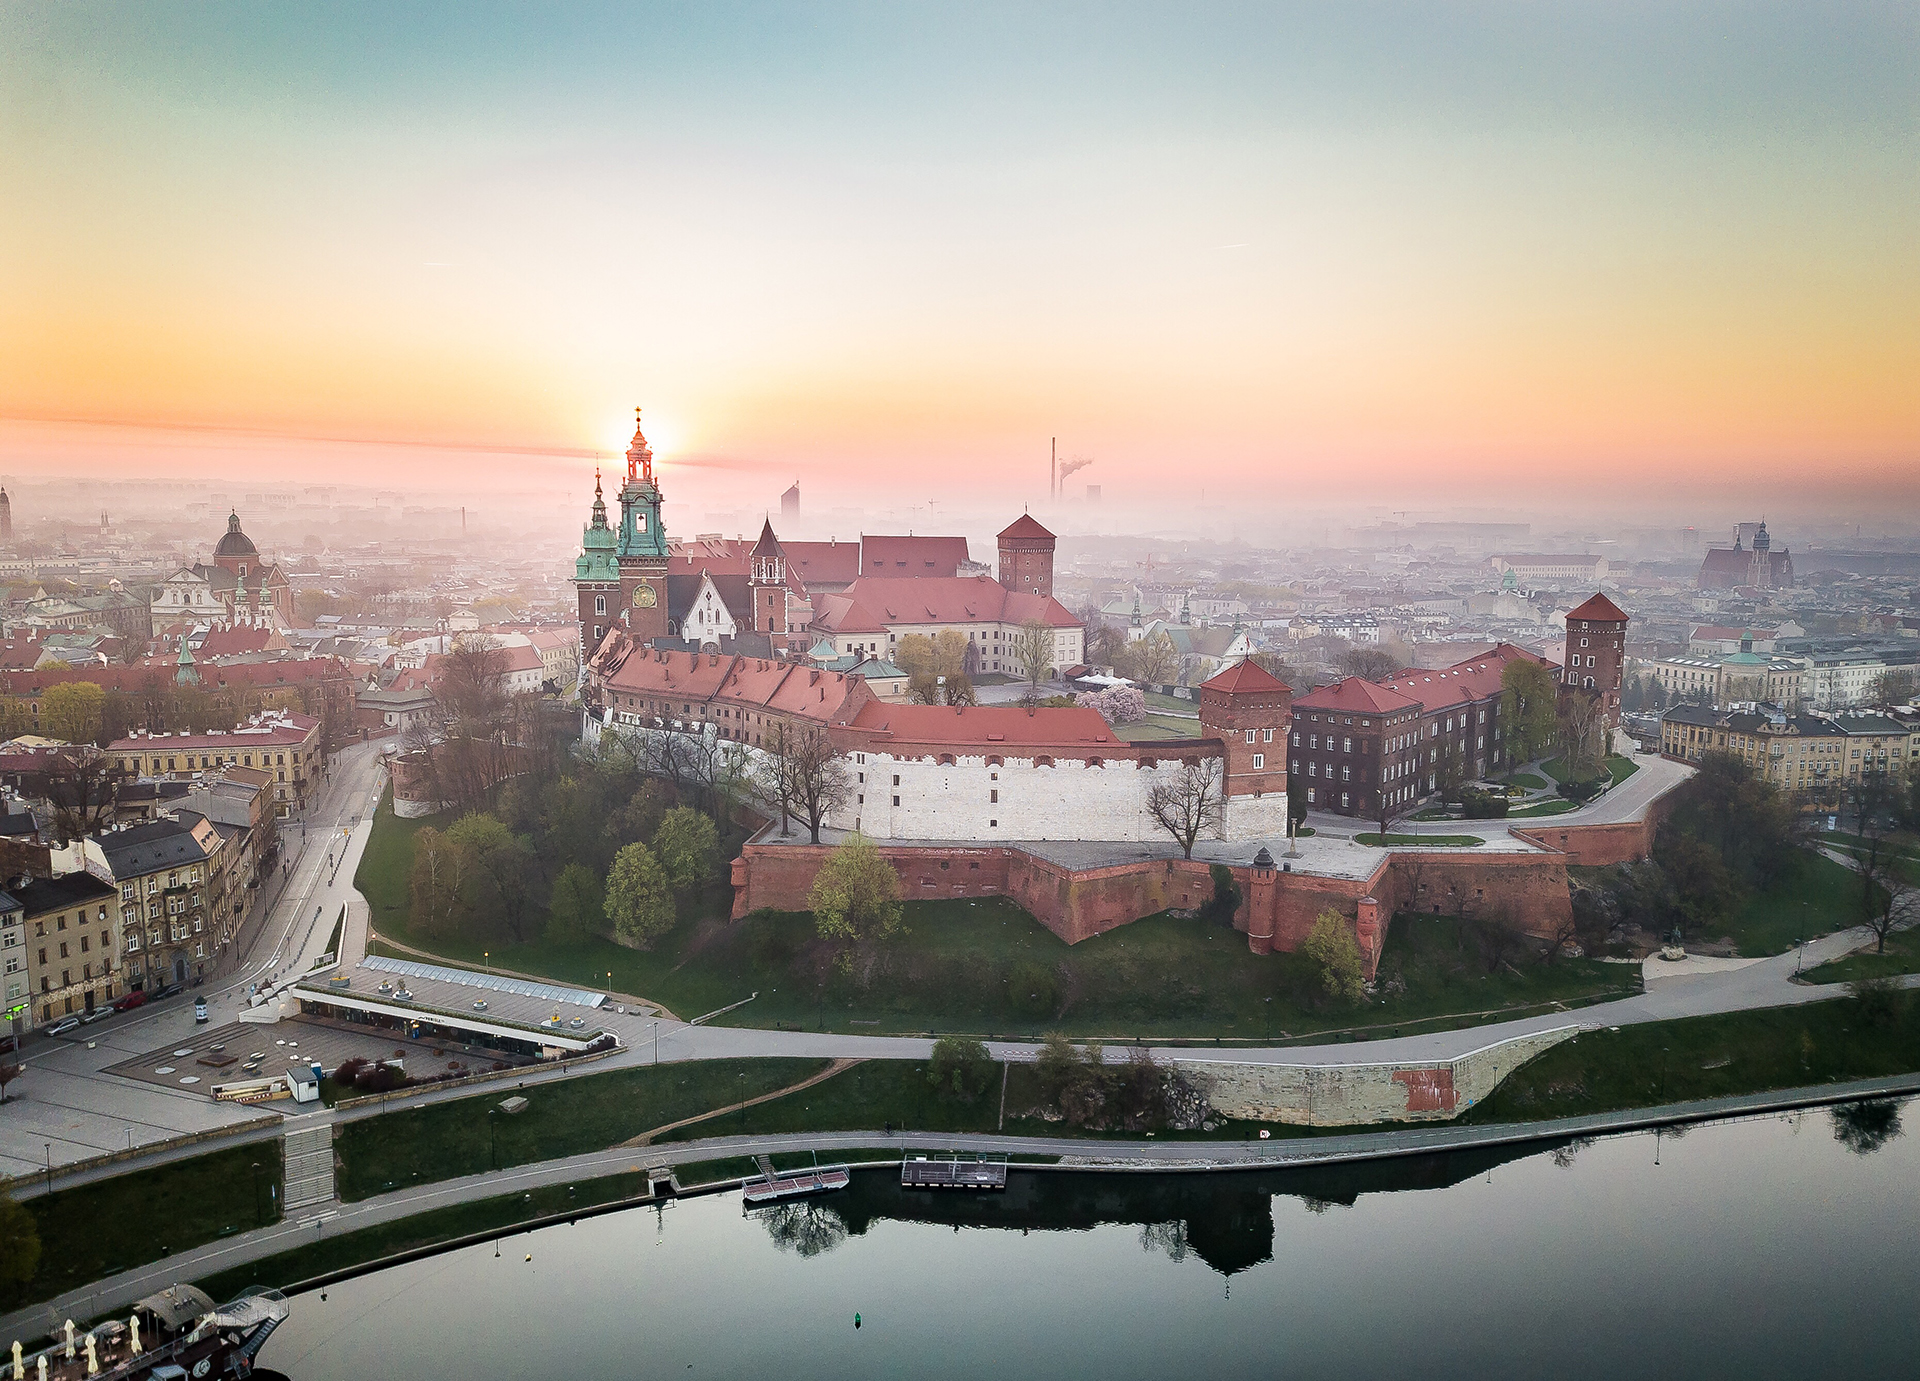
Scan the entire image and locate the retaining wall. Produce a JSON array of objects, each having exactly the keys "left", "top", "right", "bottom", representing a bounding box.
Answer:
[{"left": 1170, "top": 1025, "right": 1578, "bottom": 1126}]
